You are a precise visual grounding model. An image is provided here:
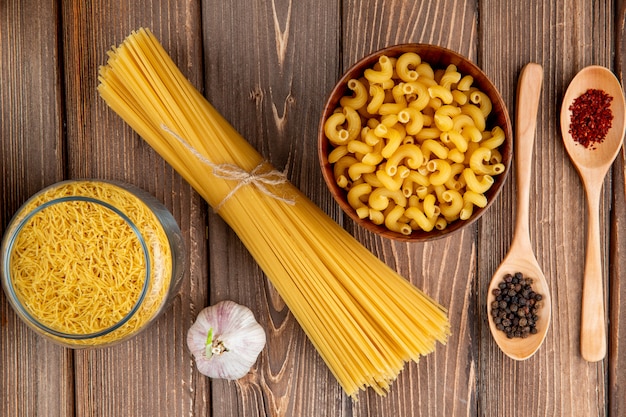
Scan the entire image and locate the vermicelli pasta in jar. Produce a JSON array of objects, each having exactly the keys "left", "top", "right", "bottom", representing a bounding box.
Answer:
[{"left": 0, "top": 180, "right": 185, "bottom": 347}]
